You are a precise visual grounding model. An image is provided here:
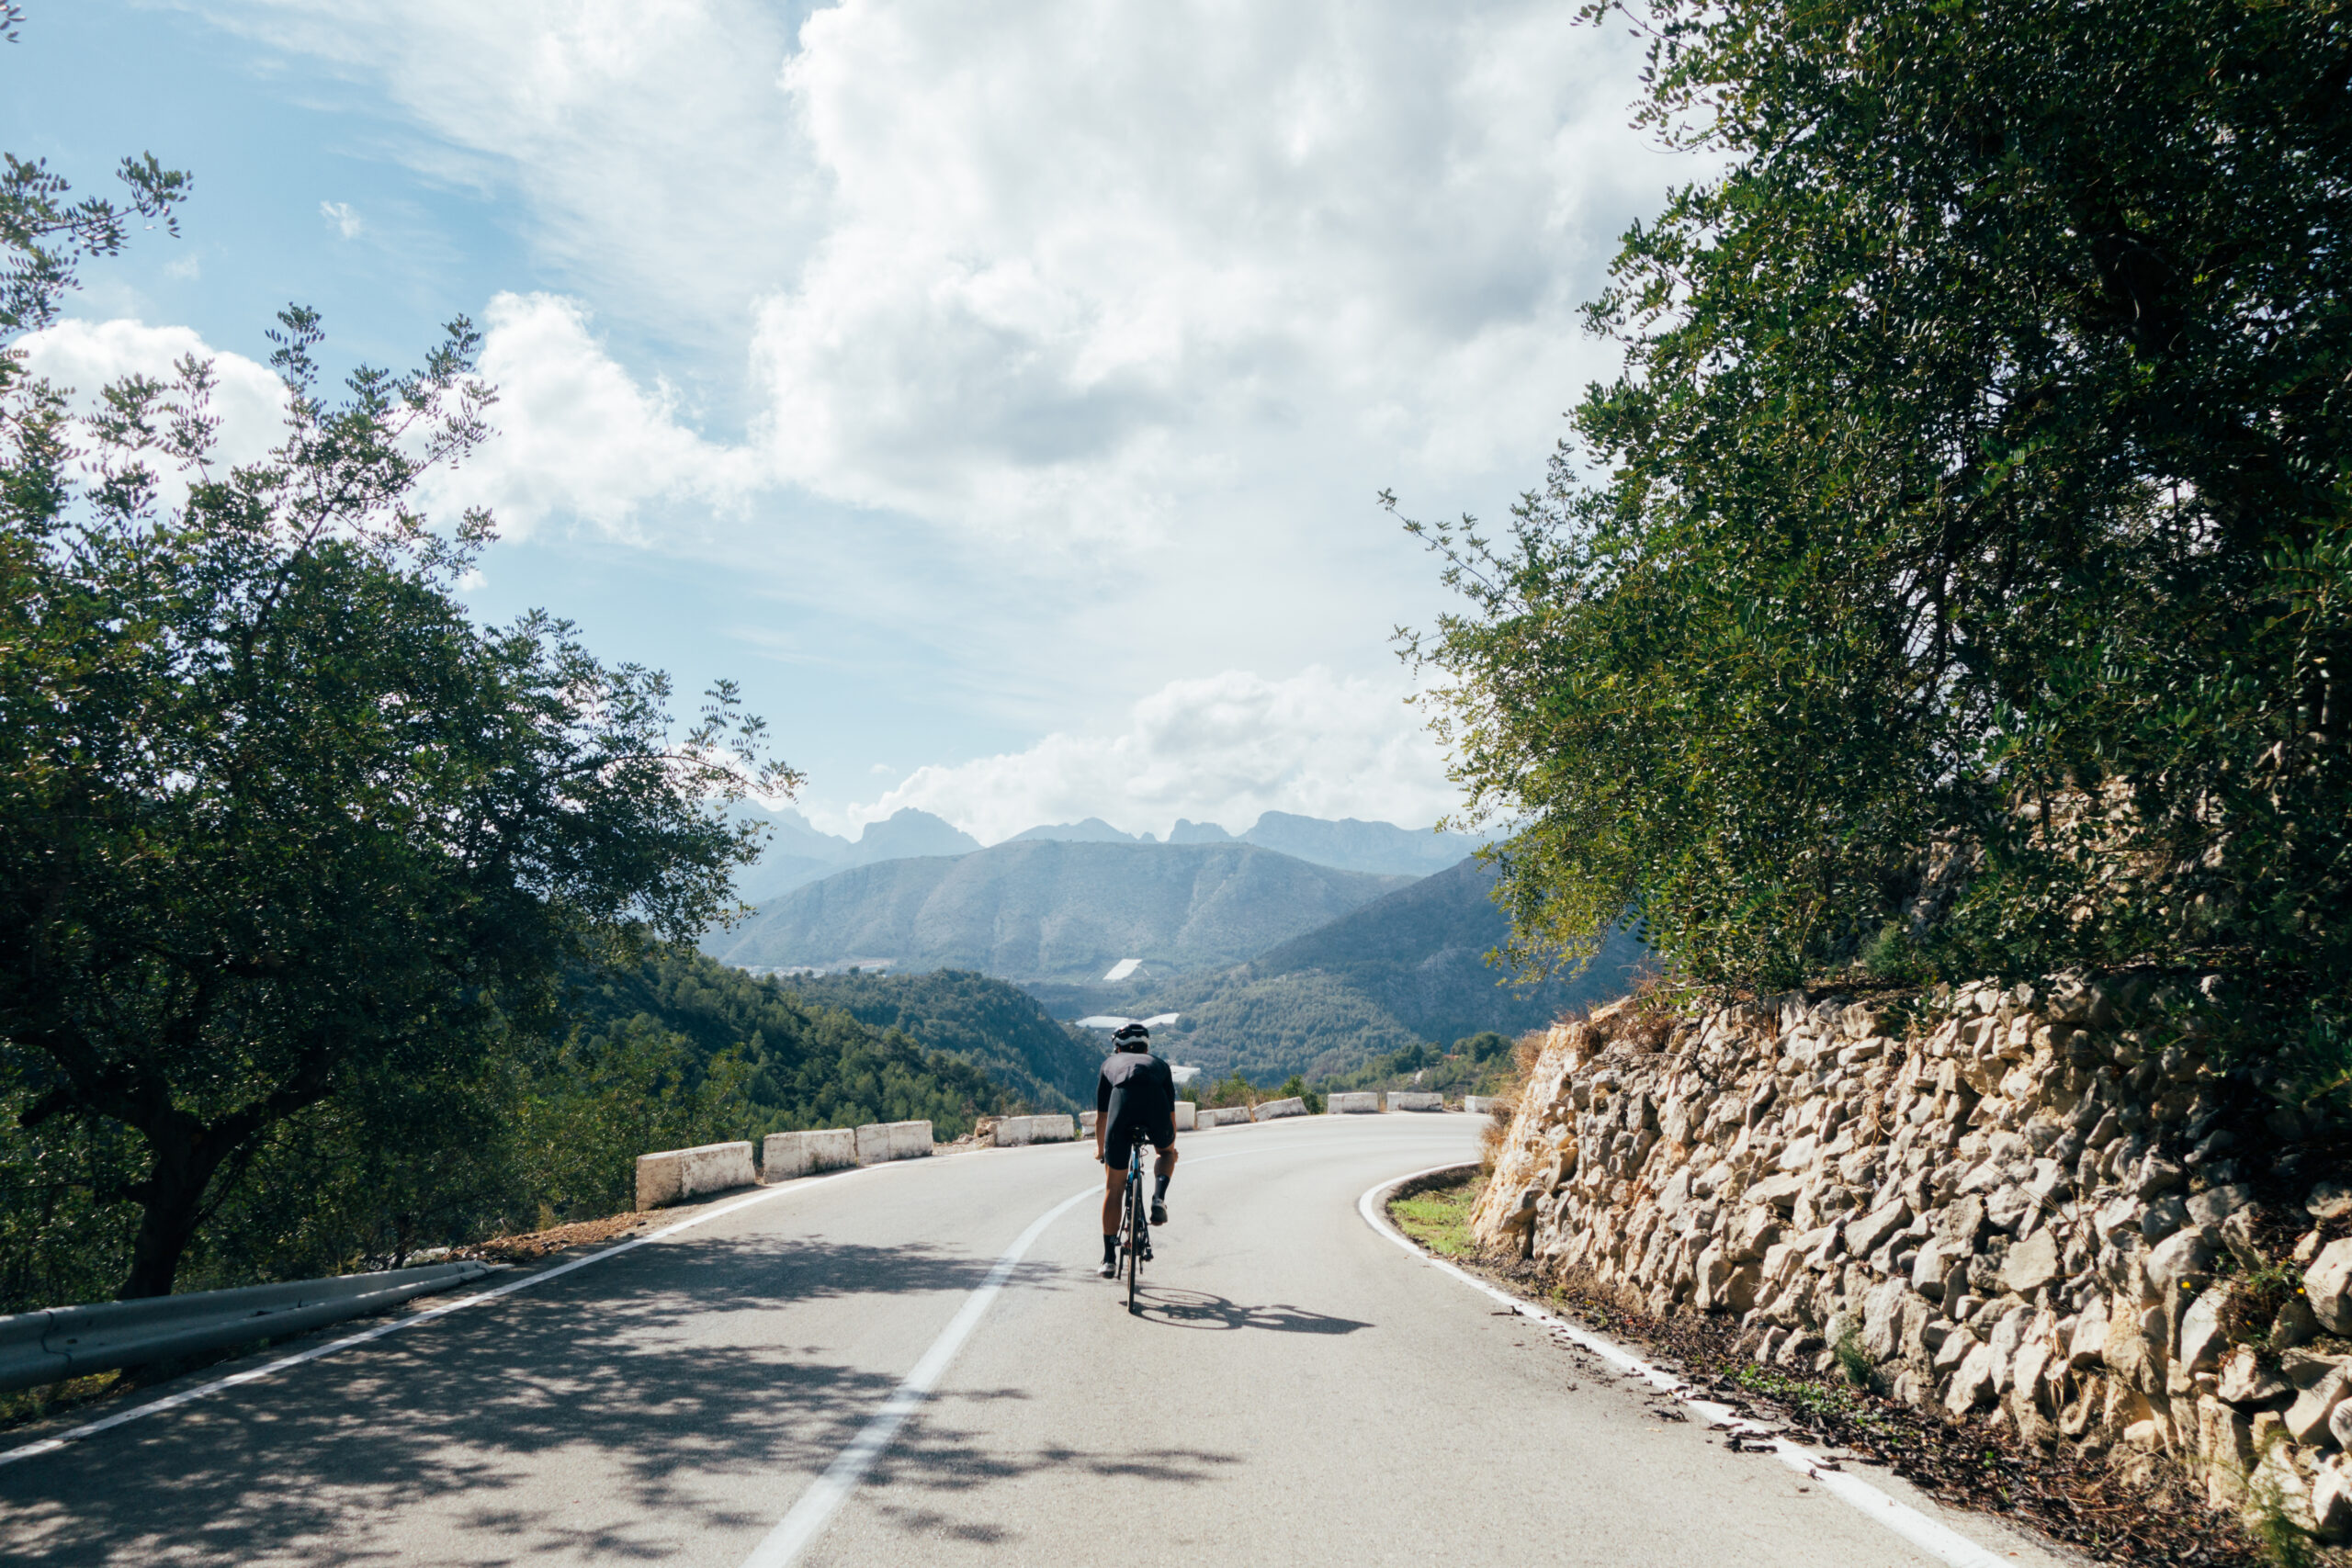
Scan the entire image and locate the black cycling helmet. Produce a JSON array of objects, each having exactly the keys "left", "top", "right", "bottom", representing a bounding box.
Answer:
[{"left": 1112, "top": 1021, "right": 1151, "bottom": 1051}]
